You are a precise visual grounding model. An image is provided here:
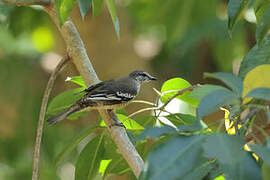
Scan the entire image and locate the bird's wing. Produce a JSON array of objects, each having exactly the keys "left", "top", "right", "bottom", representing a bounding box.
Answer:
[
  {"left": 83, "top": 79, "right": 137, "bottom": 103},
  {"left": 75, "top": 80, "right": 110, "bottom": 95}
]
